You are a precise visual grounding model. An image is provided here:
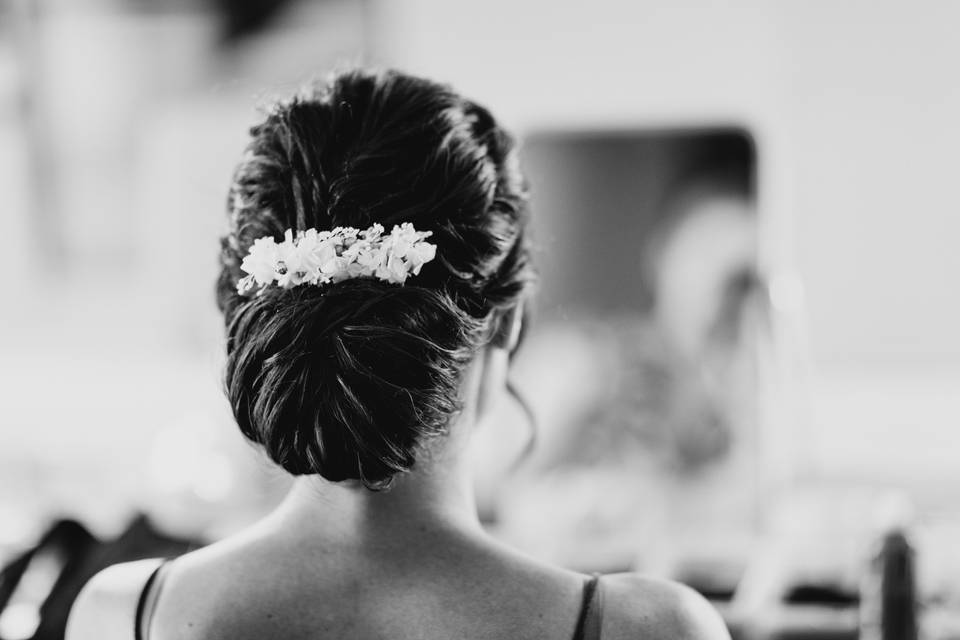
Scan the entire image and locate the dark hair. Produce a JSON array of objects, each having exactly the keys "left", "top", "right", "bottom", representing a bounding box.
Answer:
[{"left": 216, "top": 69, "right": 534, "bottom": 489}]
